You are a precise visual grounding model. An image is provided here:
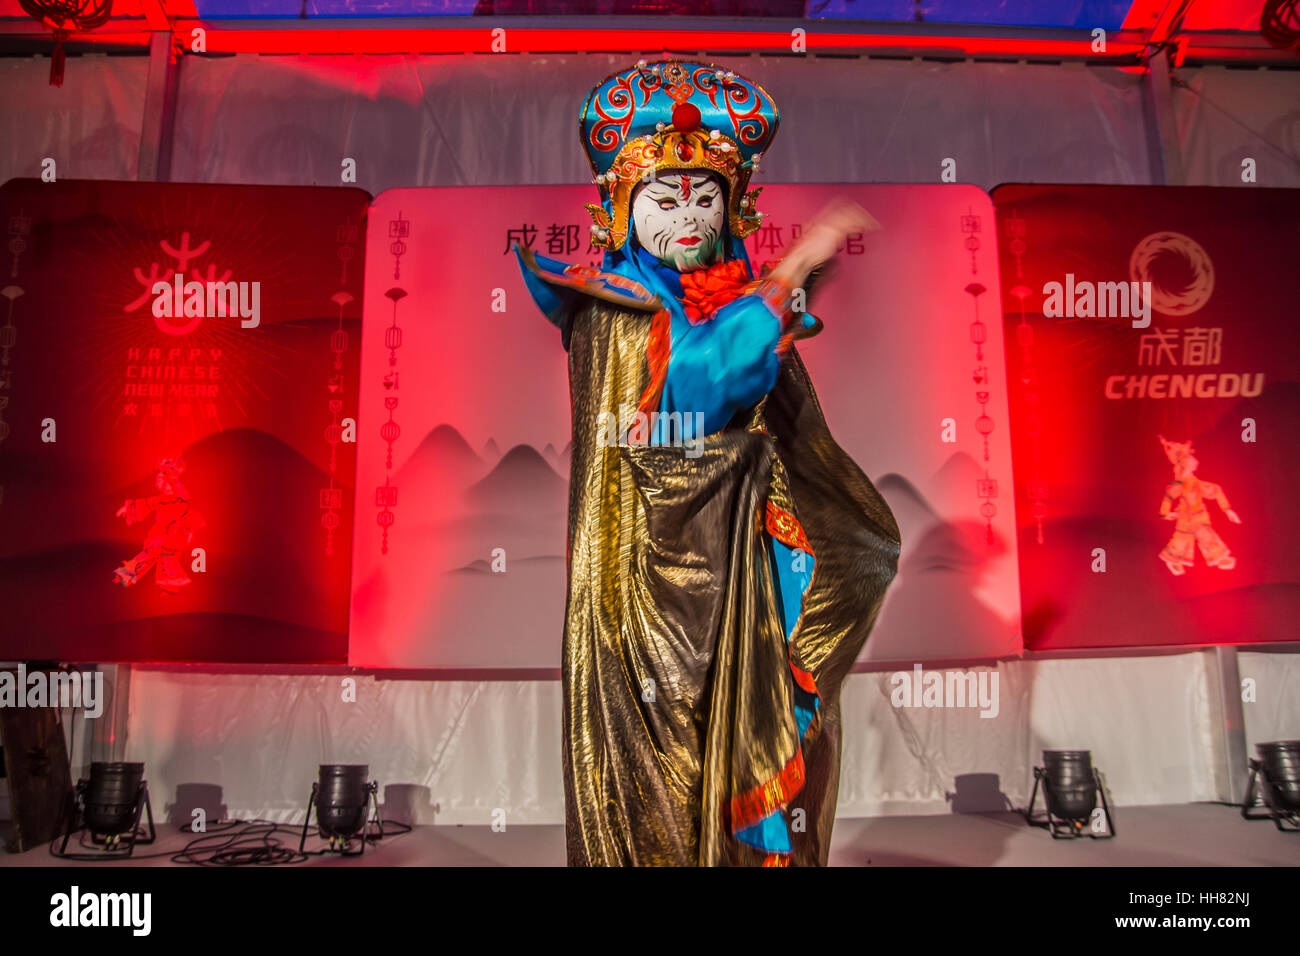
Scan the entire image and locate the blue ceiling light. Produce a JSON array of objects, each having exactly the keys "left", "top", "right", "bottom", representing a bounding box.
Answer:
[{"left": 188, "top": 0, "right": 1134, "bottom": 28}]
